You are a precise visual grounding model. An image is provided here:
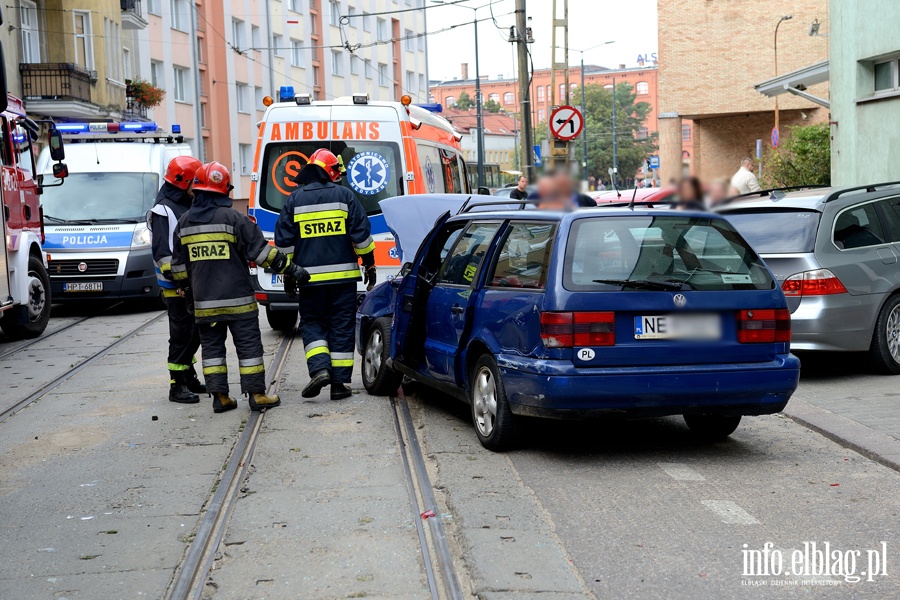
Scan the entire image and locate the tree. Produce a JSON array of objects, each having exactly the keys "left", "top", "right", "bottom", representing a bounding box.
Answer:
[
  {"left": 455, "top": 91, "right": 473, "bottom": 110},
  {"left": 534, "top": 83, "right": 656, "bottom": 183},
  {"left": 483, "top": 99, "right": 501, "bottom": 113},
  {"left": 761, "top": 123, "right": 831, "bottom": 187}
]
